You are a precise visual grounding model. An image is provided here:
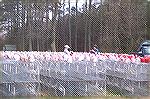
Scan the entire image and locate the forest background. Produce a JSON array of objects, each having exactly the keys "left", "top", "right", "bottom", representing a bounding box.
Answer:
[{"left": 0, "top": 0, "right": 150, "bottom": 53}]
